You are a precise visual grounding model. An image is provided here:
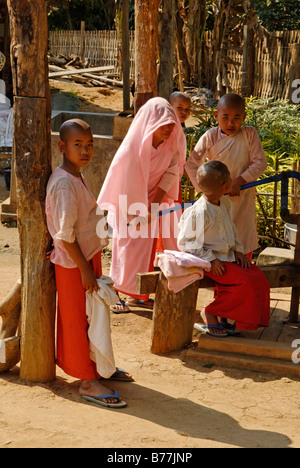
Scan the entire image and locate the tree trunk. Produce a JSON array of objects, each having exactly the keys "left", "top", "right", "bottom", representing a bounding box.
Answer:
[
  {"left": 122, "top": 0, "right": 131, "bottom": 110},
  {"left": 134, "top": 0, "right": 160, "bottom": 112},
  {"left": 7, "top": 0, "right": 56, "bottom": 383},
  {"left": 175, "top": 9, "right": 190, "bottom": 87},
  {"left": 241, "top": 0, "right": 255, "bottom": 97},
  {"left": 158, "top": 0, "right": 176, "bottom": 99}
]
